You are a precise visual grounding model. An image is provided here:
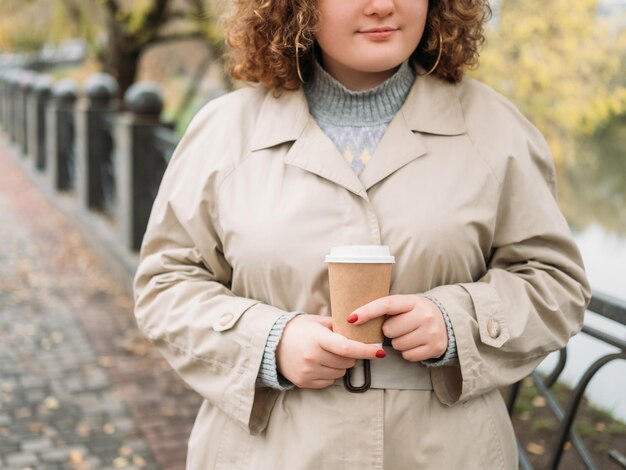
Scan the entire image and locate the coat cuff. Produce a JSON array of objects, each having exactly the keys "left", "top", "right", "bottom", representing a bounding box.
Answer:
[
  {"left": 257, "top": 312, "right": 303, "bottom": 390},
  {"left": 145, "top": 299, "right": 288, "bottom": 435},
  {"left": 420, "top": 294, "right": 459, "bottom": 367}
]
